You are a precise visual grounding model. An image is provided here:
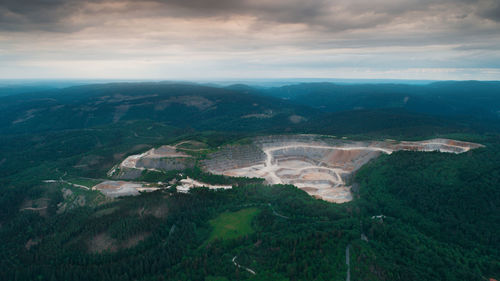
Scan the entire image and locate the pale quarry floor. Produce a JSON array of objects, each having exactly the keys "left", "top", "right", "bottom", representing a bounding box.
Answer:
[{"left": 207, "top": 137, "right": 483, "bottom": 203}]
